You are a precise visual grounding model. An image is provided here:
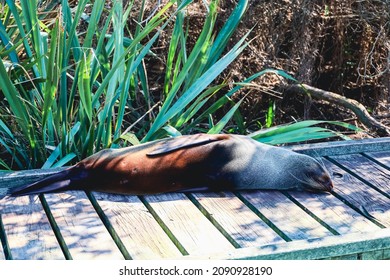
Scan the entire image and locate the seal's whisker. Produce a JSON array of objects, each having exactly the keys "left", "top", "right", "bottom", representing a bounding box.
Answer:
[
  {"left": 313, "top": 150, "right": 327, "bottom": 170},
  {"left": 288, "top": 171, "right": 312, "bottom": 186}
]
